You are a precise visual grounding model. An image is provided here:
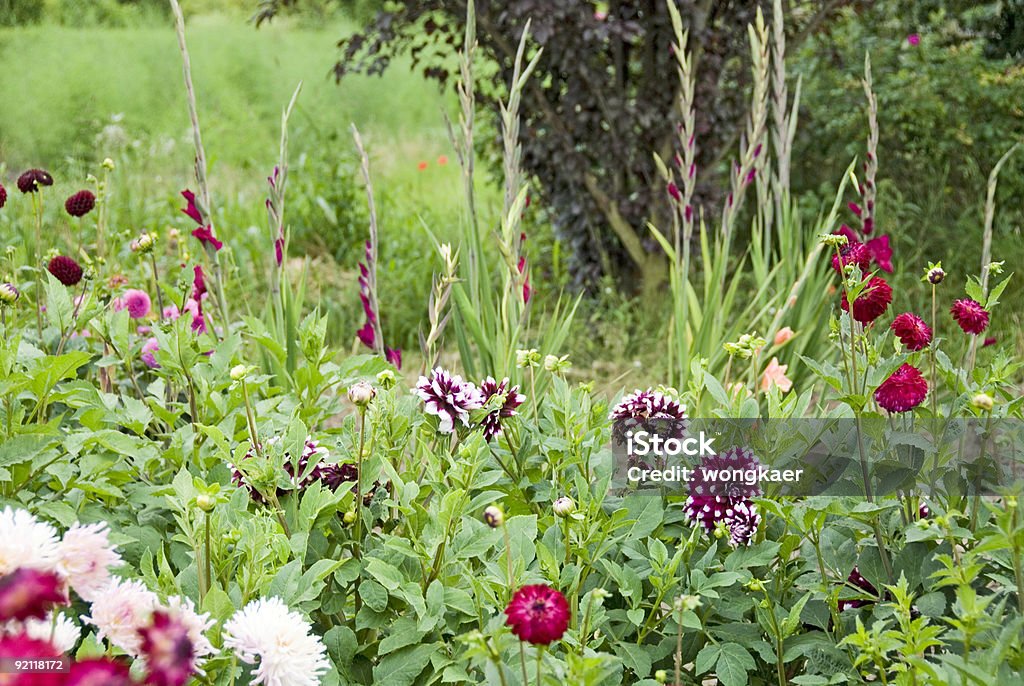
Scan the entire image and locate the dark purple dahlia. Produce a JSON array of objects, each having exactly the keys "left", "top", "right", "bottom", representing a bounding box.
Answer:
[
  {"left": 0, "top": 183, "right": 6, "bottom": 208},
  {"left": 839, "top": 566, "right": 878, "bottom": 611},
  {"left": 415, "top": 367, "right": 485, "bottom": 434},
  {"left": 479, "top": 376, "right": 525, "bottom": 441},
  {"left": 65, "top": 190, "right": 96, "bottom": 218},
  {"left": 609, "top": 388, "right": 688, "bottom": 448},
  {"left": 47, "top": 255, "right": 84, "bottom": 286},
  {"left": 17, "top": 169, "right": 53, "bottom": 193},
  {"left": 231, "top": 436, "right": 339, "bottom": 503},
  {"left": 684, "top": 447, "right": 764, "bottom": 547}
]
